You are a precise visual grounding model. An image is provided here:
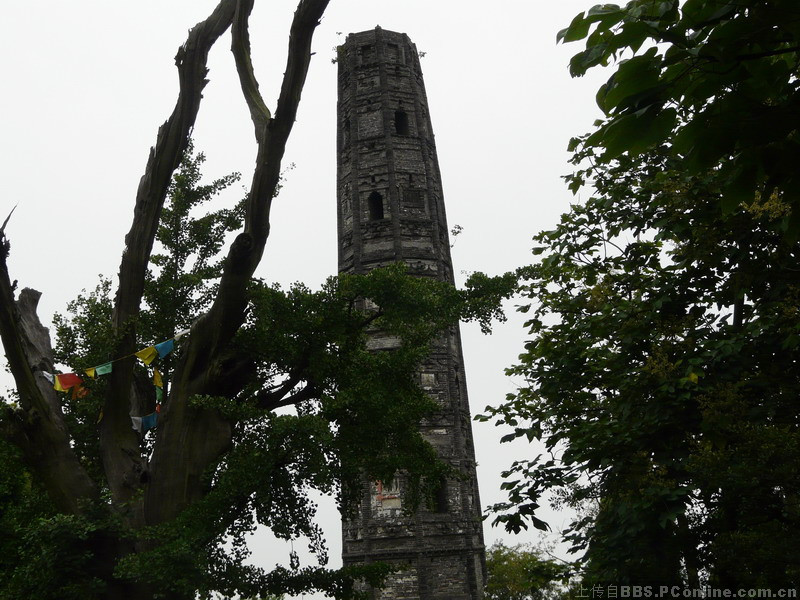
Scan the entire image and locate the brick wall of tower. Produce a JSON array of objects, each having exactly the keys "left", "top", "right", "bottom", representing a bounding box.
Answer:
[{"left": 337, "top": 27, "right": 486, "bottom": 599}]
